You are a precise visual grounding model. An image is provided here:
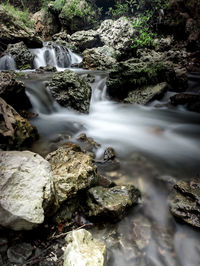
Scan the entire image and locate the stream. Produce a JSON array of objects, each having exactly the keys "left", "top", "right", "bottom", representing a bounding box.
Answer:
[{"left": 1, "top": 44, "right": 200, "bottom": 265}]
